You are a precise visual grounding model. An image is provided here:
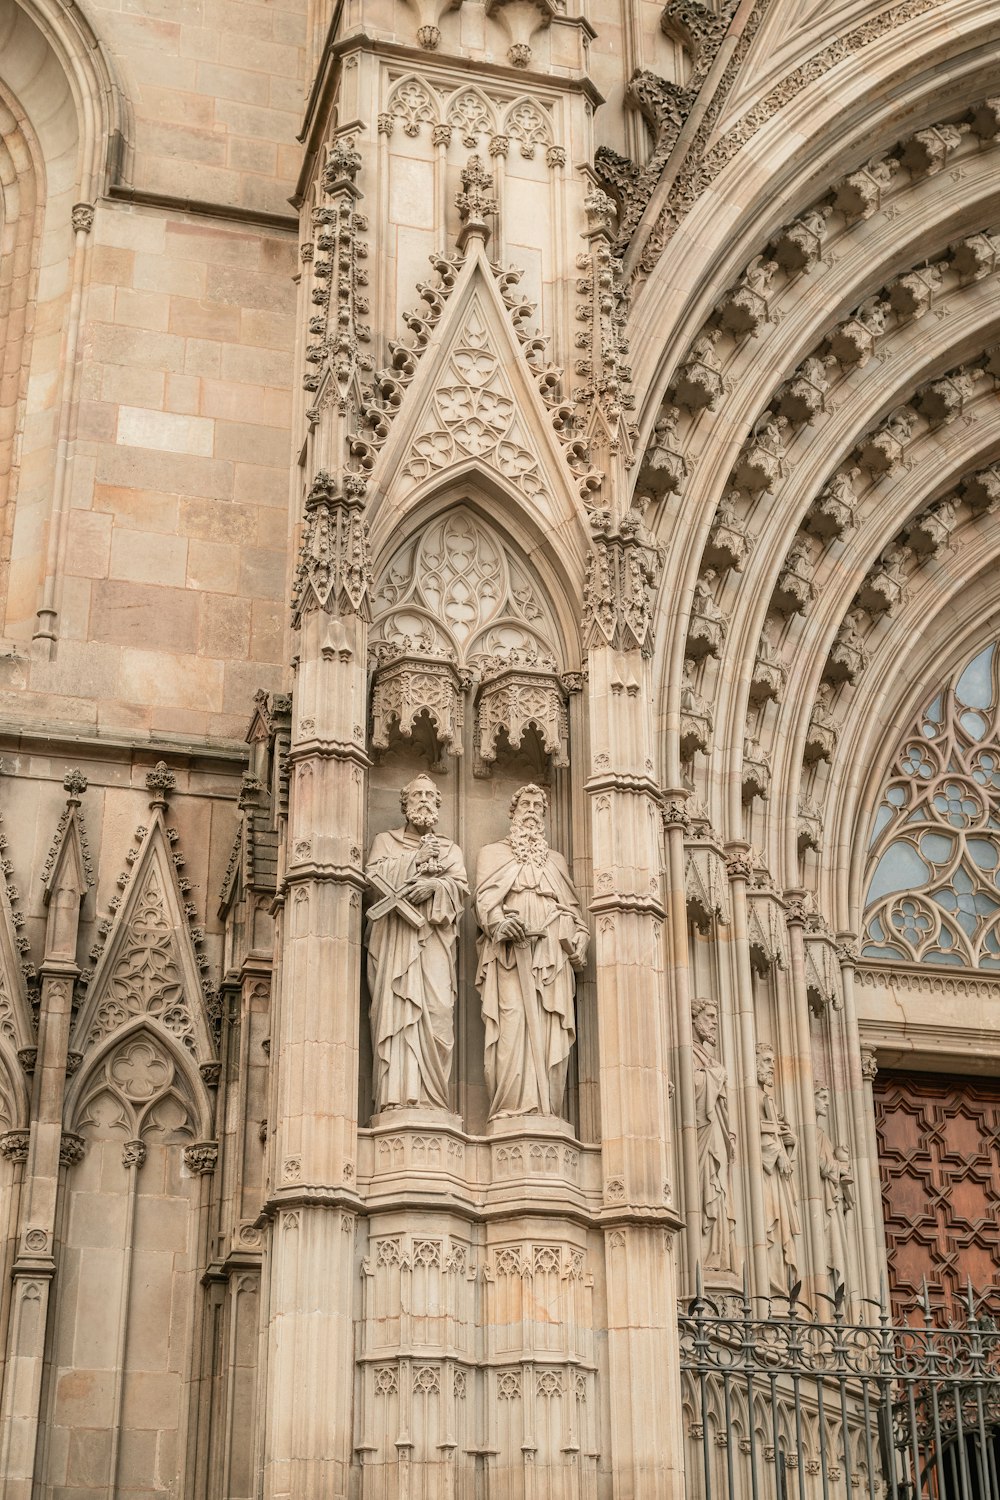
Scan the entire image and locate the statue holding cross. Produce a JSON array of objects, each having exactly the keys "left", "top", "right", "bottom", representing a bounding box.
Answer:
[{"left": 365, "top": 775, "right": 469, "bottom": 1112}]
